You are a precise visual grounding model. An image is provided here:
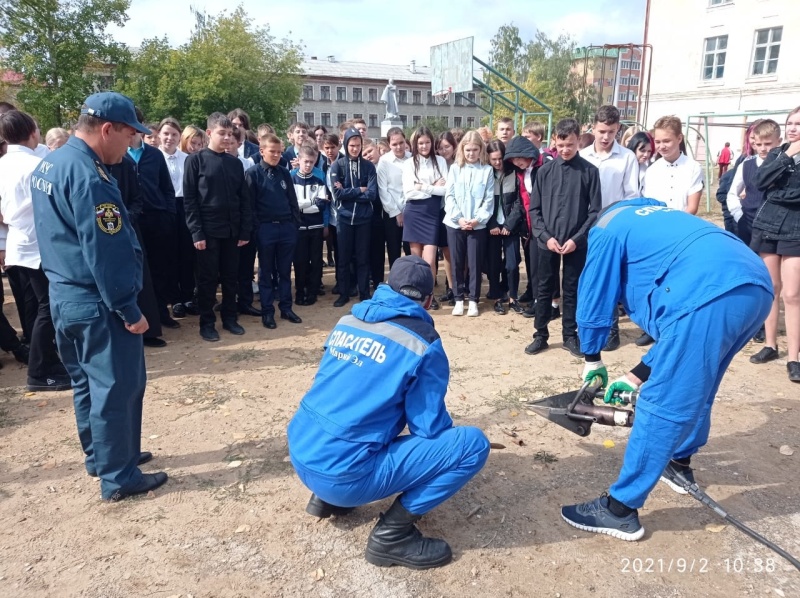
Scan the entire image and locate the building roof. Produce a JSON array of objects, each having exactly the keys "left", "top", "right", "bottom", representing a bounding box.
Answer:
[
  {"left": 302, "top": 57, "right": 432, "bottom": 83},
  {"left": 573, "top": 47, "right": 621, "bottom": 60}
]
